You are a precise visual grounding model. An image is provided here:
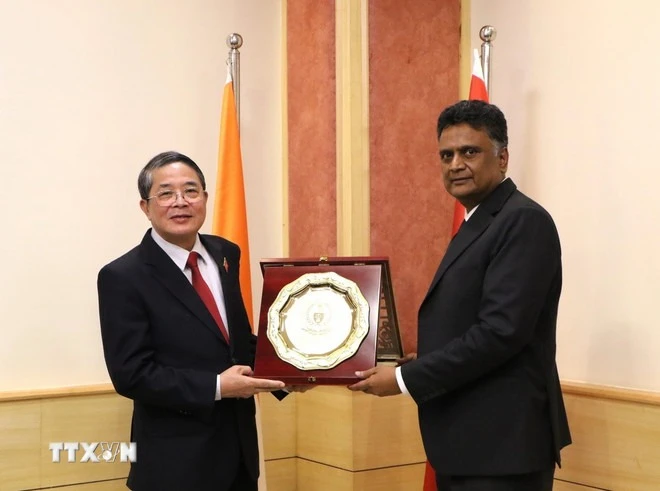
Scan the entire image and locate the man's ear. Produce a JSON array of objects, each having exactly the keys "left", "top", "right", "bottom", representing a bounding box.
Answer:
[
  {"left": 499, "top": 147, "right": 509, "bottom": 174},
  {"left": 139, "top": 199, "right": 151, "bottom": 220}
]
